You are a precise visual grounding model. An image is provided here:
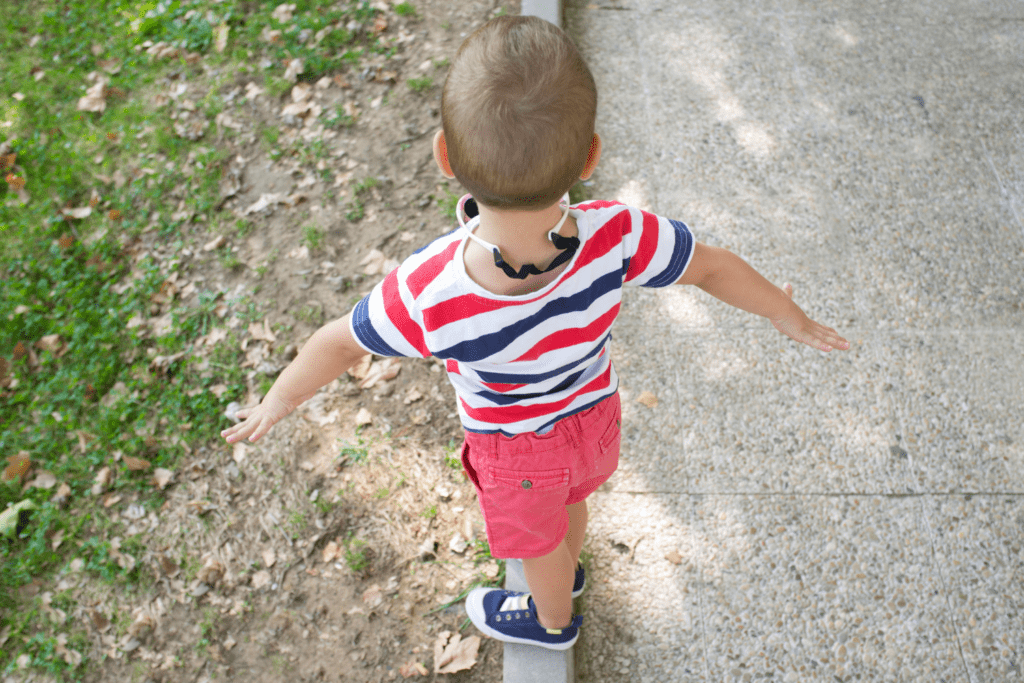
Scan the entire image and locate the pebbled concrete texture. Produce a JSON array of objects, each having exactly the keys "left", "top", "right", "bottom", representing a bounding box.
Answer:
[{"left": 561, "top": 1, "right": 1024, "bottom": 681}]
